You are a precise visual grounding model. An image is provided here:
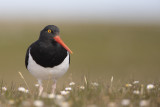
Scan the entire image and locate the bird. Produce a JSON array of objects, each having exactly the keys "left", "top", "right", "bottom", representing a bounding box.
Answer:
[{"left": 25, "top": 25, "right": 72, "bottom": 96}]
